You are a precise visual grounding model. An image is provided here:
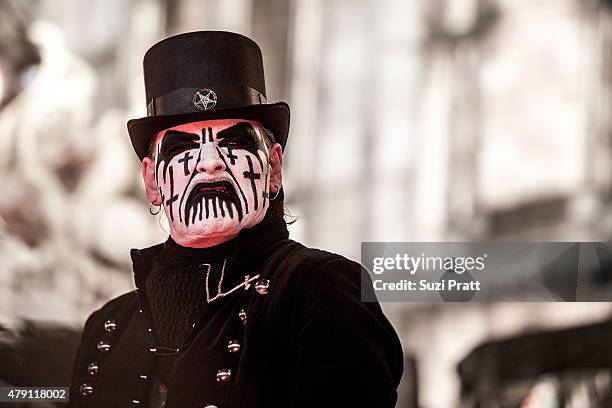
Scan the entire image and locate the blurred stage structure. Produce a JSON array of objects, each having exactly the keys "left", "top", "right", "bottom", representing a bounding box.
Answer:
[
  {"left": 2, "top": 0, "right": 612, "bottom": 406},
  {"left": 458, "top": 319, "right": 612, "bottom": 407}
]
